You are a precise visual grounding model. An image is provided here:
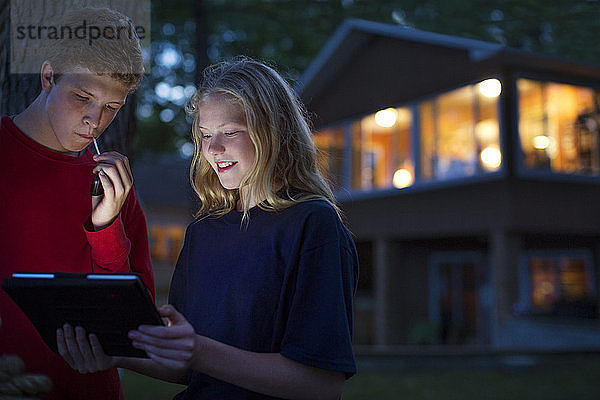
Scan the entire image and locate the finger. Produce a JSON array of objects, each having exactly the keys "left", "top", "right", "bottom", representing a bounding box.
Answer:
[
  {"left": 97, "top": 165, "right": 126, "bottom": 199},
  {"left": 132, "top": 339, "right": 194, "bottom": 359},
  {"left": 95, "top": 151, "right": 133, "bottom": 181},
  {"left": 89, "top": 333, "right": 105, "bottom": 359},
  {"left": 114, "top": 157, "right": 134, "bottom": 189},
  {"left": 158, "top": 304, "right": 188, "bottom": 325},
  {"left": 130, "top": 305, "right": 194, "bottom": 340},
  {"left": 94, "top": 152, "right": 132, "bottom": 182},
  {"left": 95, "top": 170, "right": 116, "bottom": 202},
  {"left": 147, "top": 352, "right": 189, "bottom": 370},
  {"left": 93, "top": 159, "right": 130, "bottom": 180},
  {"left": 135, "top": 305, "right": 182, "bottom": 334},
  {"left": 111, "top": 158, "right": 133, "bottom": 195},
  {"left": 91, "top": 192, "right": 102, "bottom": 209},
  {"left": 63, "top": 324, "right": 84, "bottom": 371},
  {"left": 136, "top": 322, "right": 195, "bottom": 339},
  {"left": 75, "top": 326, "right": 95, "bottom": 372},
  {"left": 131, "top": 329, "right": 195, "bottom": 350},
  {"left": 56, "top": 328, "right": 75, "bottom": 367},
  {"left": 96, "top": 169, "right": 119, "bottom": 198},
  {"left": 93, "top": 151, "right": 128, "bottom": 163},
  {"left": 132, "top": 325, "right": 187, "bottom": 341},
  {"left": 89, "top": 333, "right": 111, "bottom": 370}
]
